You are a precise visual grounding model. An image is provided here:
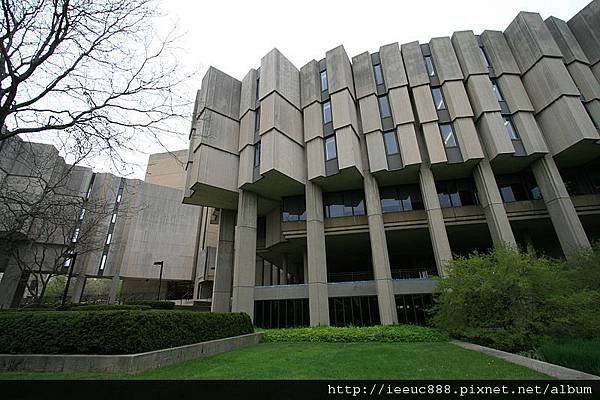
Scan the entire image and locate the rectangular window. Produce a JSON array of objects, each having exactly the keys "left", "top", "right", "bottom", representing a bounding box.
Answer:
[
  {"left": 106, "top": 233, "right": 112, "bottom": 245},
  {"left": 373, "top": 63, "right": 384, "bottom": 85},
  {"left": 424, "top": 56, "right": 436, "bottom": 76},
  {"left": 431, "top": 87, "right": 446, "bottom": 110},
  {"left": 71, "top": 228, "right": 80, "bottom": 243},
  {"left": 99, "top": 254, "right": 107, "bottom": 270},
  {"left": 324, "top": 135, "right": 337, "bottom": 161},
  {"left": 324, "top": 190, "right": 366, "bottom": 218},
  {"left": 378, "top": 95, "right": 392, "bottom": 118},
  {"left": 439, "top": 123, "right": 458, "bottom": 148},
  {"left": 490, "top": 78, "right": 504, "bottom": 102},
  {"left": 479, "top": 46, "right": 491, "bottom": 68},
  {"left": 322, "top": 101, "right": 332, "bottom": 124},
  {"left": 254, "top": 108, "right": 261, "bottom": 132},
  {"left": 436, "top": 179, "right": 479, "bottom": 208},
  {"left": 282, "top": 196, "right": 306, "bottom": 222},
  {"left": 255, "top": 76, "right": 260, "bottom": 101},
  {"left": 254, "top": 142, "right": 261, "bottom": 167},
  {"left": 111, "top": 213, "right": 117, "bottom": 224},
  {"left": 116, "top": 194, "right": 122, "bottom": 203},
  {"left": 79, "top": 208, "right": 86, "bottom": 221},
  {"left": 380, "top": 185, "right": 424, "bottom": 213},
  {"left": 383, "top": 130, "right": 400, "bottom": 155},
  {"left": 503, "top": 116, "right": 520, "bottom": 140},
  {"left": 320, "top": 70, "right": 328, "bottom": 92}
]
